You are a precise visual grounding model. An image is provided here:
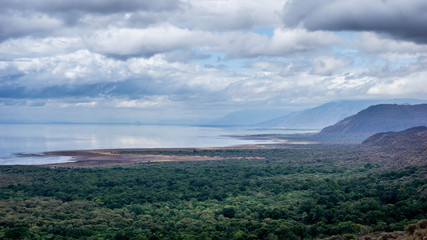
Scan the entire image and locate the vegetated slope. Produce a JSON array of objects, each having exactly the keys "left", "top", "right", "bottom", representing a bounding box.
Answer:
[
  {"left": 317, "top": 104, "right": 427, "bottom": 140},
  {"left": 324, "top": 219, "right": 427, "bottom": 240},
  {"left": 362, "top": 126, "right": 427, "bottom": 168},
  {"left": 259, "top": 99, "right": 425, "bottom": 129},
  {"left": 362, "top": 126, "right": 427, "bottom": 149}
]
